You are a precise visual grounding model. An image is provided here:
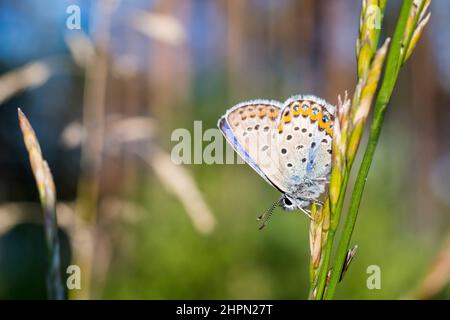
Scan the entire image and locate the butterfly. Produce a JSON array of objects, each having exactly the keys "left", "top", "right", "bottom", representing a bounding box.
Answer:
[{"left": 218, "top": 95, "right": 335, "bottom": 228}]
